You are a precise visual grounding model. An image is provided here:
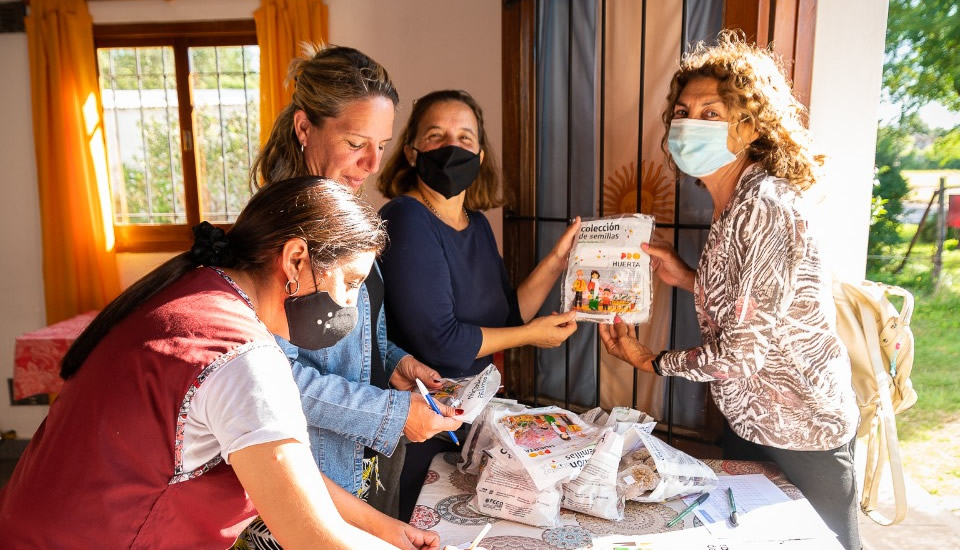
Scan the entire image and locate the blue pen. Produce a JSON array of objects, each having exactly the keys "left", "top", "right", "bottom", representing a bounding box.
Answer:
[{"left": 415, "top": 378, "right": 460, "bottom": 445}]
